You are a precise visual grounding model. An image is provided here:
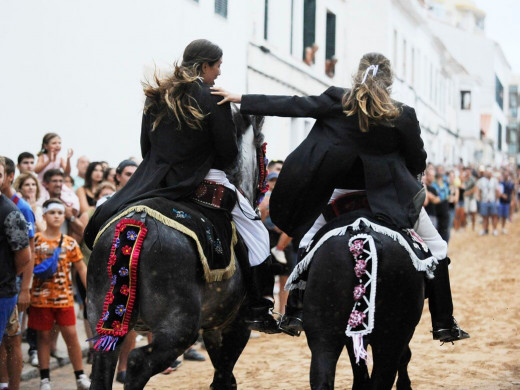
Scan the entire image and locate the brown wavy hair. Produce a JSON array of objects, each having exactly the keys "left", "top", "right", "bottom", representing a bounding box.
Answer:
[
  {"left": 143, "top": 39, "right": 223, "bottom": 131},
  {"left": 14, "top": 173, "right": 41, "bottom": 201},
  {"left": 343, "top": 53, "right": 400, "bottom": 132}
]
